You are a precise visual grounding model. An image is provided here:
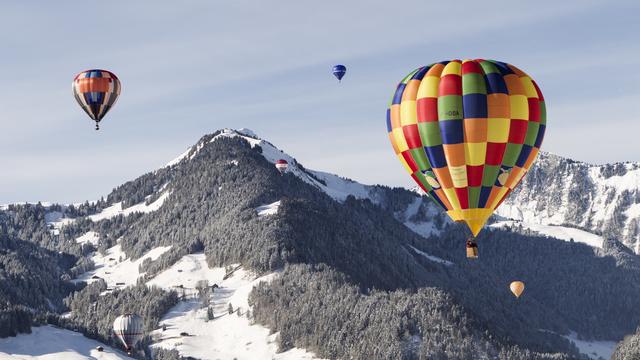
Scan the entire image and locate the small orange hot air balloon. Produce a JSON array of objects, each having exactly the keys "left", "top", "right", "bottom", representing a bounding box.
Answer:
[{"left": 510, "top": 281, "right": 525, "bottom": 298}]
